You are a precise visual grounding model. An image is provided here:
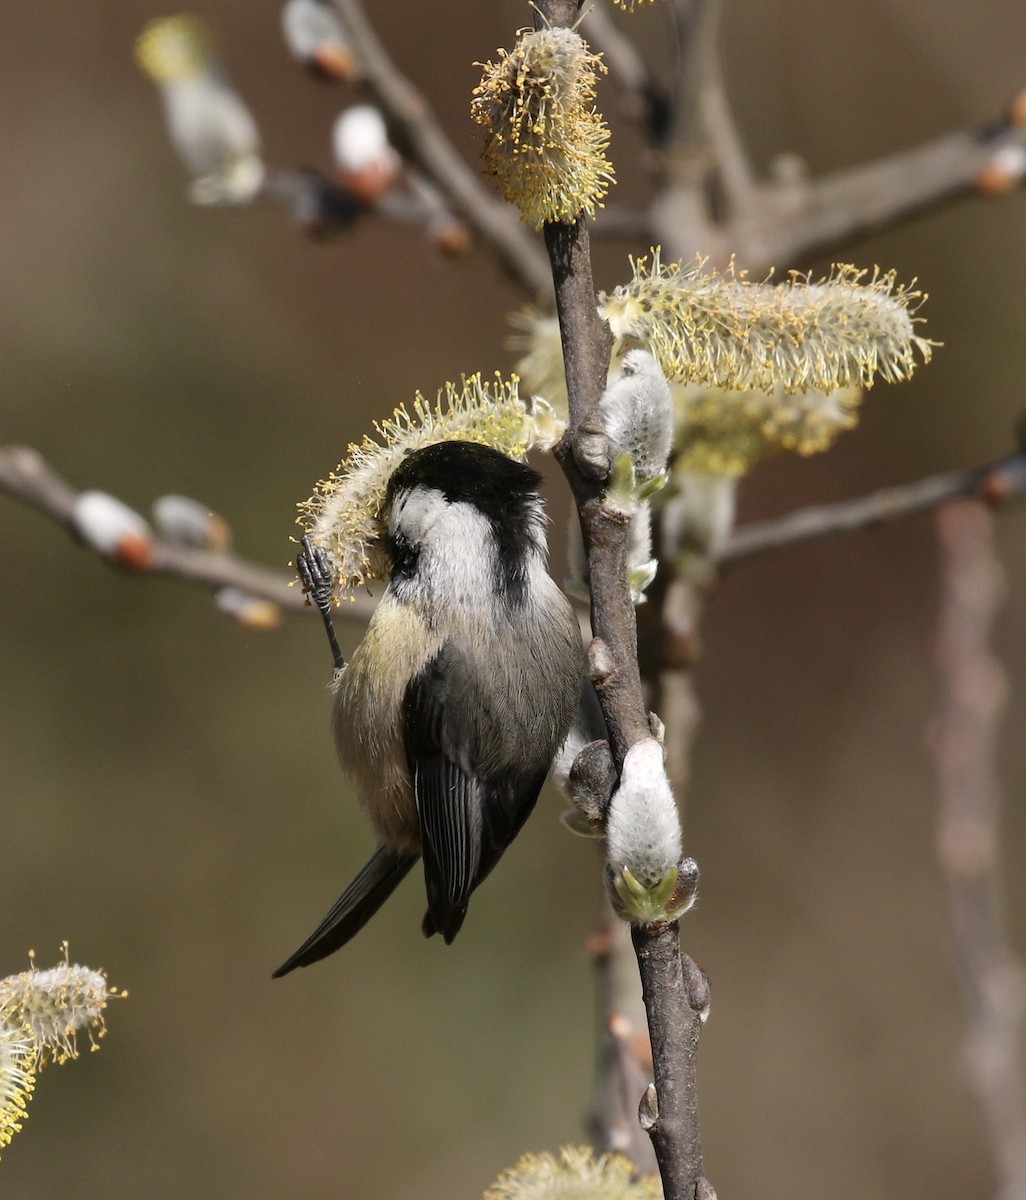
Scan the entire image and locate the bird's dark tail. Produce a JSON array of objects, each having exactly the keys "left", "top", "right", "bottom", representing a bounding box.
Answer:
[{"left": 273, "top": 846, "right": 417, "bottom": 977}]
